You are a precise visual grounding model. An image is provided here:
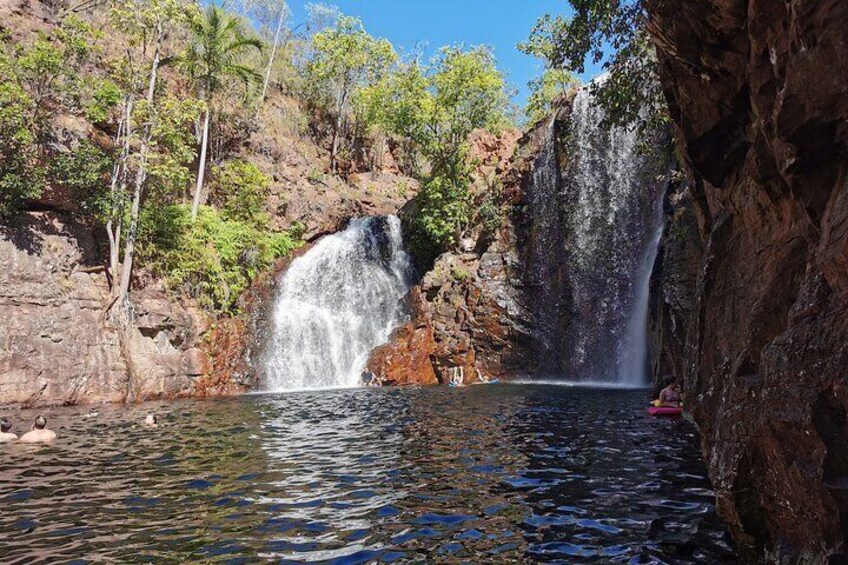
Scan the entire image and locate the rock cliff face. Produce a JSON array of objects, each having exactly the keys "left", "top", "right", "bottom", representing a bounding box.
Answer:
[
  {"left": 646, "top": 0, "right": 848, "bottom": 561},
  {"left": 0, "top": 213, "right": 210, "bottom": 406},
  {"left": 365, "top": 126, "right": 560, "bottom": 385},
  {"left": 647, "top": 184, "right": 703, "bottom": 394}
]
